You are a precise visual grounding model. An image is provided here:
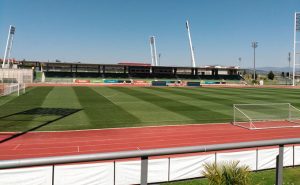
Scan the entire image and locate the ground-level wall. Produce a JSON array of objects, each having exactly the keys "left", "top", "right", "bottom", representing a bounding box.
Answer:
[{"left": 0, "top": 68, "right": 33, "bottom": 83}]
